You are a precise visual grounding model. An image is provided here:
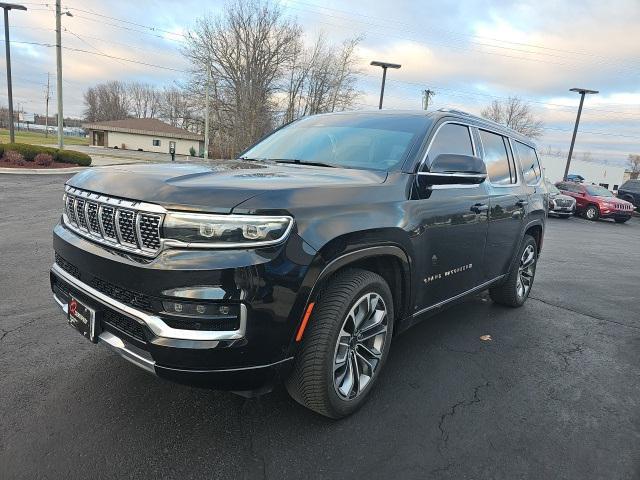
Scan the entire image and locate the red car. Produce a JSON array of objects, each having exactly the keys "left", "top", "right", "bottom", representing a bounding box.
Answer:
[{"left": 555, "top": 181, "right": 634, "bottom": 223}]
